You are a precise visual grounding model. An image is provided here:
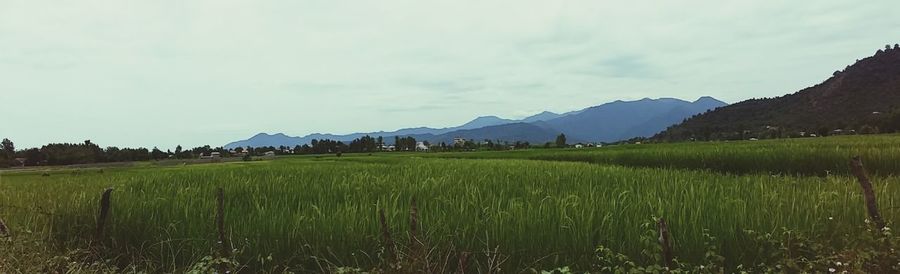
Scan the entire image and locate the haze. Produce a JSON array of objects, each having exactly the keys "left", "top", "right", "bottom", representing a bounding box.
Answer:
[{"left": 2, "top": 0, "right": 898, "bottom": 149}]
